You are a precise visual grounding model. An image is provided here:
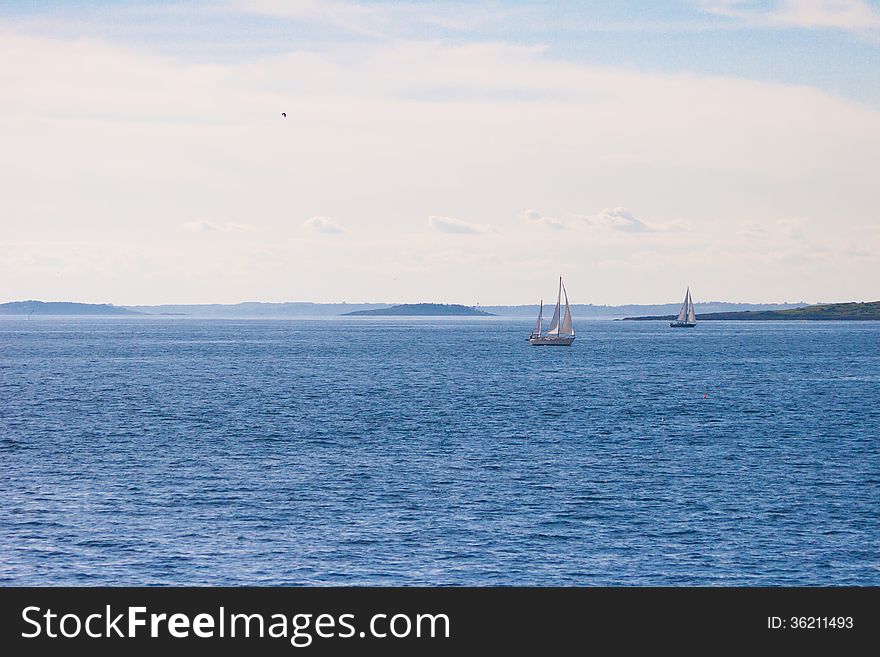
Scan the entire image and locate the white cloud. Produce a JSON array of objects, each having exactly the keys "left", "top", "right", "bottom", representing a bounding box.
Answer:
[
  {"left": 584, "top": 208, "right": 657, "bottom": 233},
  {"left": 181, "top": 220, "right": 254, "bottom": 233},
  {"left": 304, "top": 216, "right": 345, "bottom": 234},
  {"left": 233, "top": 0, "right": 505, "bottom": 37},
  {"left": 428, "top": 215, "right": 488, "bottom": 234},
  {"left": 698, "top": 0, "right": 880, "bottom": 30},
  {"left": 738, "top": 222, "right": 768, "bottom": 240},
  {"left": 1, "top": 31, "right": 878, "bottom": 304},
  {"left": 524, "top": 209, "right": 568, "bottom": 230}
]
